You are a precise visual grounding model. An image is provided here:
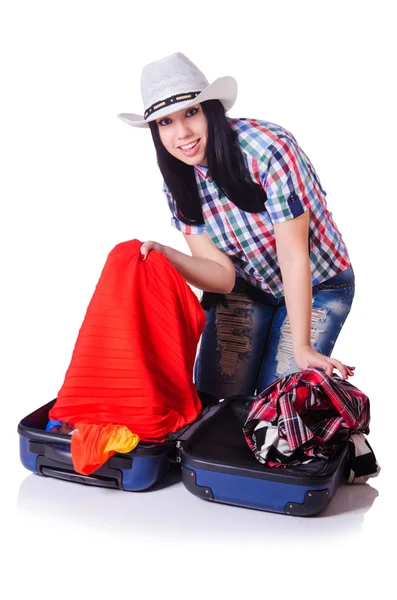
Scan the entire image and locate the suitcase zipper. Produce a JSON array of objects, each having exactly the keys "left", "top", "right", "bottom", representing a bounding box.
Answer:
[{"left": 176, "top": 441, "right": 183, "bottom": 463}]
